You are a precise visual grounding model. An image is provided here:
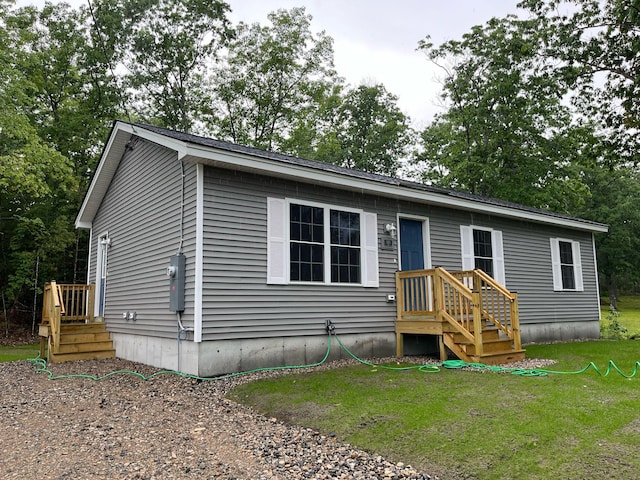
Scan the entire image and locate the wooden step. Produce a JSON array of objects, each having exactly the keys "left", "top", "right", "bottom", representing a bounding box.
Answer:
[
  {"left": 57, "top": 341, "right": 115, "bottom": 354},
  {"left": 465, "top": 338, "right": 514, "bottom": 355},
  {"left": 60, "top": 323, "right": 107, "bottom": 333},
  {"left": 49, "top": 349, "right": 116, "bottom": 362},
  {"left": 475, "top": 349, "right": 526, "bottom": 365},
  {"left": 450, "top": 328, "right": 501, "bottom": 343},
  {"left": 60, "top": 332, "right": 111, "bottom": 343},
  {"left": 44, "top": 321, "right": 115, "bottom": 363}
]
